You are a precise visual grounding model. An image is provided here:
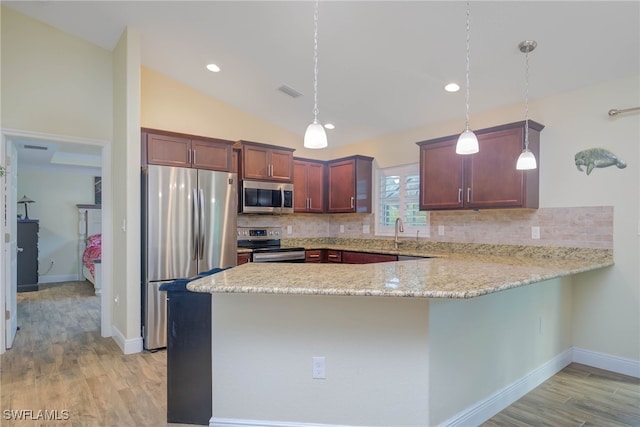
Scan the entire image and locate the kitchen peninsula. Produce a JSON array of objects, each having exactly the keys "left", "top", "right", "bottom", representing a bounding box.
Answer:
[{"left": 188, "top": 243, "right": 613, "bottom": 426}]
